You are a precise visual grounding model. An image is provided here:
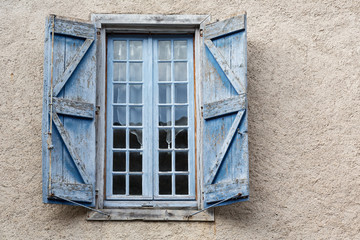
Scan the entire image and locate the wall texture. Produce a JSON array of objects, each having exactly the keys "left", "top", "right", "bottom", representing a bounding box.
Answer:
[{"left": 1, "top": 0, "right": 359, "bottom": 239}]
